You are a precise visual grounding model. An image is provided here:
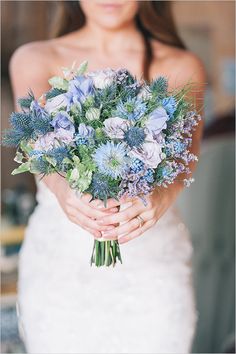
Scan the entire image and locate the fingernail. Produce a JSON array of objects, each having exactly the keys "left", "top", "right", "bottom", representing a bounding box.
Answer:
[
  {"left": 109, "top": 208, "right": 118, "bottom": 213},
  {"left": 97, "top": 203, "right": 104, "bottom": 209},
  {"left": 103, "top": 230, "right": 112, "bottom": 236}
]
